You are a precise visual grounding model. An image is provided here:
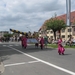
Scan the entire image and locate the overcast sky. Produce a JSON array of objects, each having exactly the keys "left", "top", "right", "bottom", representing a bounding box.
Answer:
[{"left": 0, "top": 0, "right": 75, "bottom": 32}]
